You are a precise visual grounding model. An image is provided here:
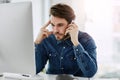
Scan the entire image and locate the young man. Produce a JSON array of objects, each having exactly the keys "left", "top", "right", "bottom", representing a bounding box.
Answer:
[{"left": 35, "top": 3, "right": 97, "bottom": 78}]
